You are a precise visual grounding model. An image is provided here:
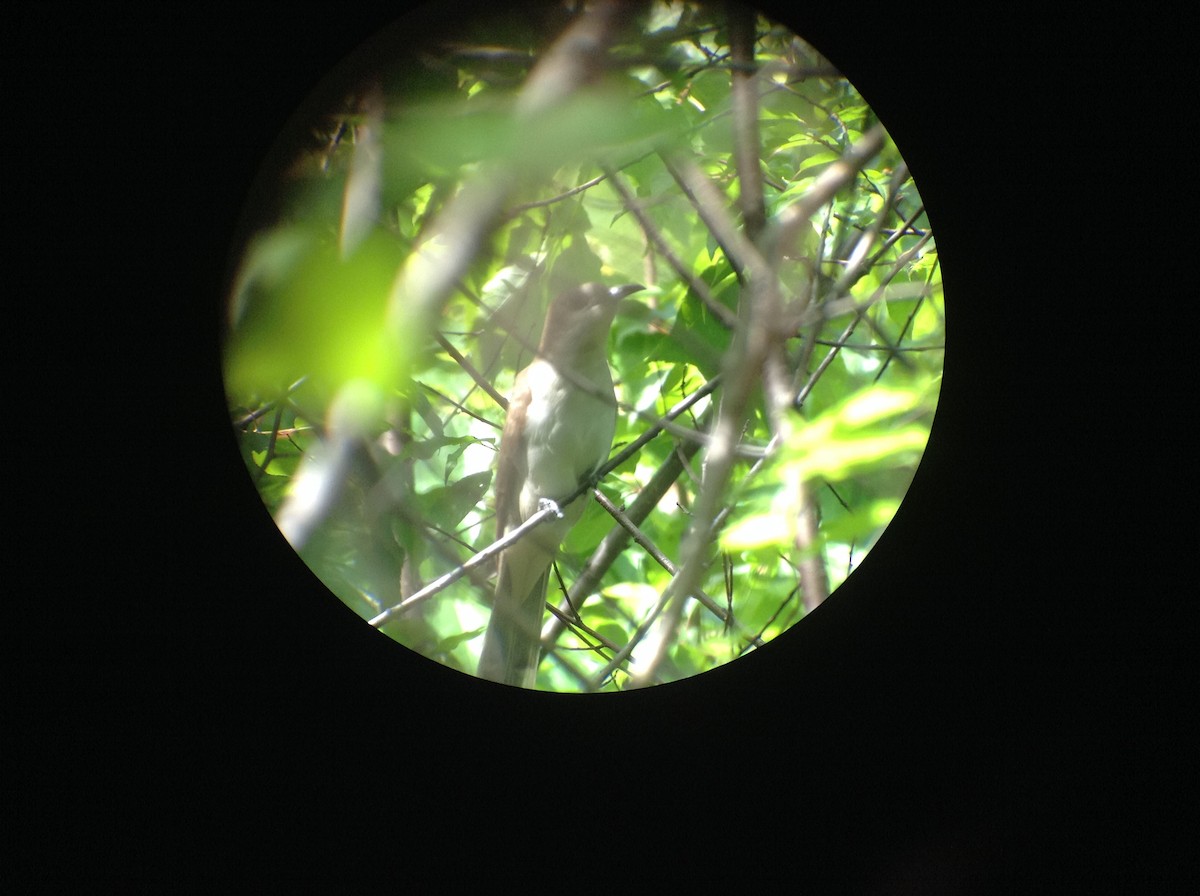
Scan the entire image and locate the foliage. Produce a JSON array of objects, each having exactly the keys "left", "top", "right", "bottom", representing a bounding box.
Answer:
[{"left": 223, "top": 0, "right": 944, "bottom": 691}]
